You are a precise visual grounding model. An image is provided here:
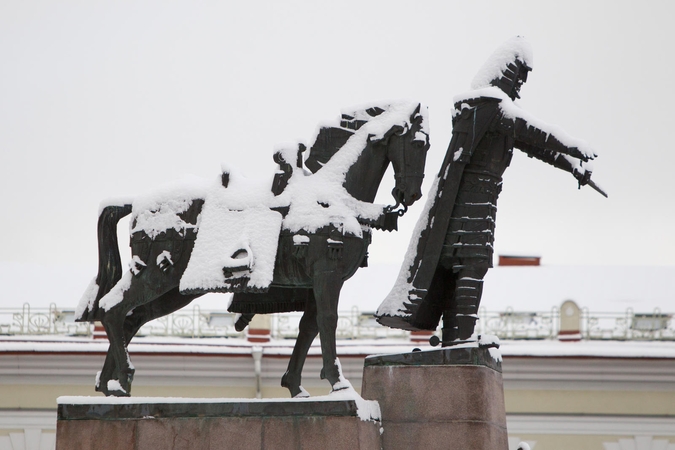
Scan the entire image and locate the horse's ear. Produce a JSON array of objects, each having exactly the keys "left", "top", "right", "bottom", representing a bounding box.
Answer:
[{"left": 296, "top": 143, "right": 306, "bottom": 169}]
